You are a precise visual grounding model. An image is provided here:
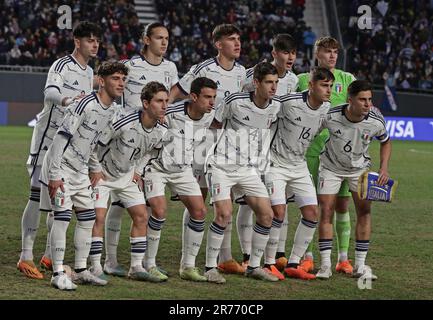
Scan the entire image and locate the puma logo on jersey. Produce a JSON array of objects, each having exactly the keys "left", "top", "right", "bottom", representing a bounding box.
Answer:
[
  {"left": 73, "top": 80, "right": 79, "bottom": 85},
  {"left": 139, "top": 75, "right": 146, "bottom": 80},
  {"left": 128, "top": 138, "right": 135, "bottom": 143},
  {"left": 335, "top": 129, "right": 342, "bottom": 135},
  {"left": 243, "top": 115, "right": 250, "bottom": 121},
  {"left": 295, "top": 116, "right": 302, "bottom": 121}
]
